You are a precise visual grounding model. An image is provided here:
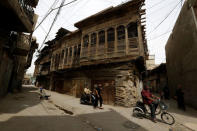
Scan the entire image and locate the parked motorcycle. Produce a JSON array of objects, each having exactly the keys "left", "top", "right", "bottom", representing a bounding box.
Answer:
[
  {"left": 133, "top": 99, "right": 175, "bottom": 125},
  {"left": 80, "top": 93, "right": 96, "bottom": 105}
]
